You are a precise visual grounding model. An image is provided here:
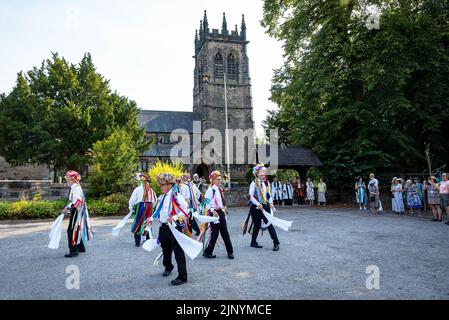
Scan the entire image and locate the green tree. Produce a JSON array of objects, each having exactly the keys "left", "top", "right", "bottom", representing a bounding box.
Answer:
[
  {"left": 0, "top": 53, "right": 148, "bottom": 180},
  {"left": 262, "top": 0, "right": 449, "bottom": 186},
  {"left": 87, "top": 129, "right": 141, "bottom": 197}
]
